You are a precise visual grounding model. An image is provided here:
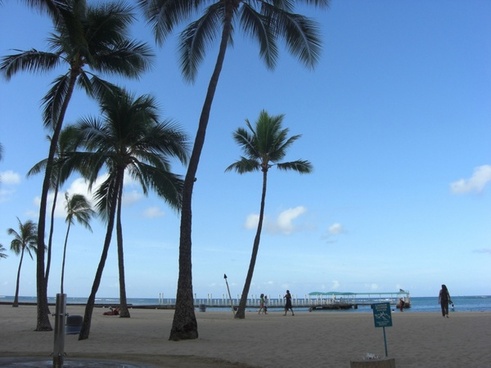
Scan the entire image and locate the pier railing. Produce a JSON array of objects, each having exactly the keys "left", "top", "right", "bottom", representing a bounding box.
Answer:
[
  {"left": 155, "top": 291, "right": 410, "bottom": 309},
  {"left": 155, "top": 294, "right": 385, "bottom": 308}
]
